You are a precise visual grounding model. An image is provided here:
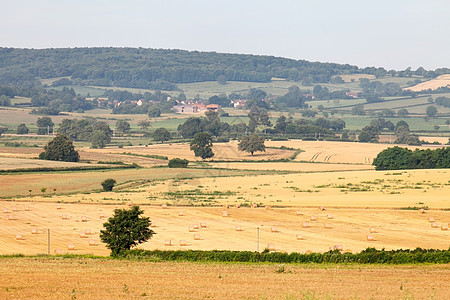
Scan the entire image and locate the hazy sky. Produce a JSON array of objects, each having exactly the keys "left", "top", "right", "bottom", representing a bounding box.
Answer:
[{"left": 1, "top": 0, "right": 449, "bottom": 70}]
